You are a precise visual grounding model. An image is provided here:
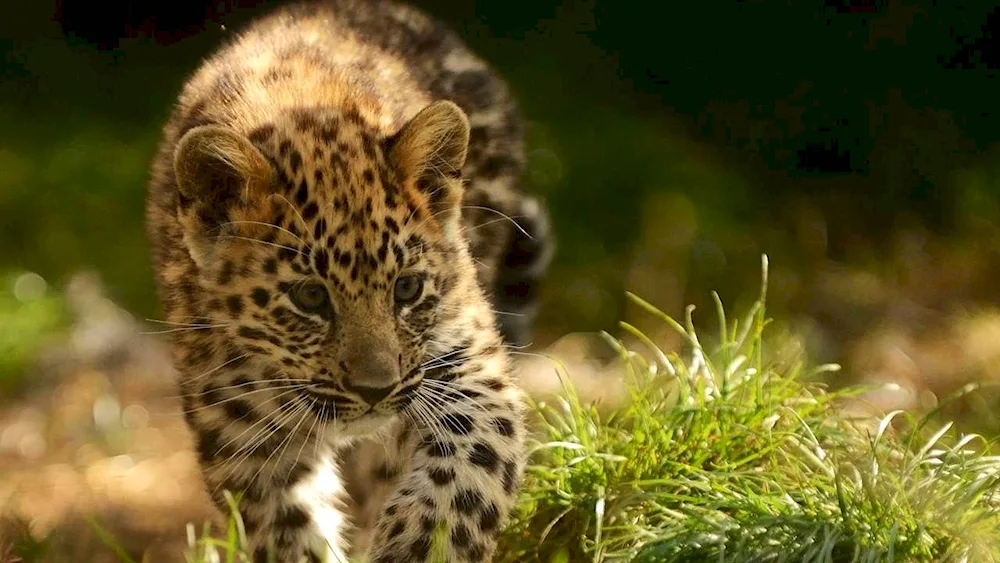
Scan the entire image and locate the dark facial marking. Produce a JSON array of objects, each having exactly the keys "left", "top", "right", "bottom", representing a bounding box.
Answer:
[
  {"left": 427, "top": 466, "right": 456, "bottom": 486},
  {"left": 468, "top": 442, "right": 500, "bottom": 473},
  {"left": 375, "top": 463, "right": 400, "bottom": 481},
  {"left": 224, "top": 398, "right": 256, "bottom": 422},
  {"left": 479, "top": 502, "right": 501, "bottom": 533},
  {"left": 247, "top": 124, "right": 275, "bottom": 145},
  {"left": 226, "top": 295, "right": 245, "bottom": 315},
  {"left": 409, "top": 536, "right": 431, "bottom": 559},
  {"left": 251, "top": 288, "right": 271, "bottom": 308},
  {"left": 274, "top": 504, "right": 310, "bottom": 530},
  {"left": 200, "top": 384, "right": 224, "bottom": 408},
  {"left": 467, "top": 542, "right": 485, "bottom": 560},
  {"left": 302, "top": 202, "right": 319, "bottom": 221},
  {"left": 313, "top": 218, "right": 327, "bottom": 240},
  {"left": 285, "top": 462, "right": 310, "bottom": 487},
  {"left": 452, "top": 489, "right": 483, "bottom": 515},
  {"left": 238, "top": 326, "right": 281, "bottom": 347},
  {"left": 217, "top": 261, "right": 235, "bottom": 285},
  {"left": 491, "top": 417, "right": 515, "bottom": 437},
  {"left": 294, "top": 181, "right": 309, "bottom": 206},
  {"left": 278, "top": 139, "right": 292, "bottom": 158},
  {"left": 426, "top": 439, "right": 456, "bottom": 457},
  {"left": 314, "top": 249, "right": 329, "bottom": 275},
  {"left": 195, "top": 427, "right": 223, "bottom": 464},
  {"left": 441, "top": 412, "right": 474, "bottom": 435},
  {"left": 451, "top": 523, "right": 470, "bottom": 549},
  {"left": 482, "top": 378, "right": 506, "bottom": 392}
]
